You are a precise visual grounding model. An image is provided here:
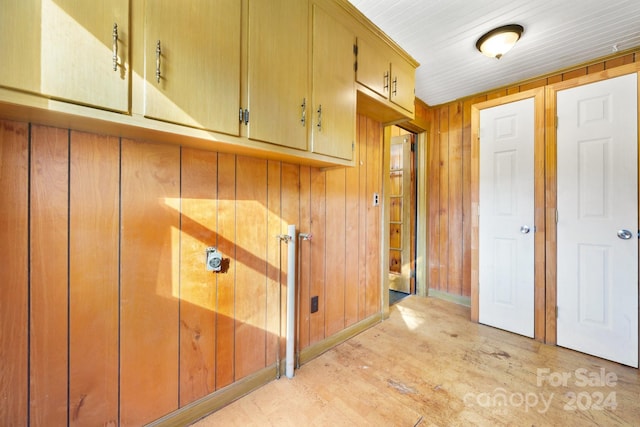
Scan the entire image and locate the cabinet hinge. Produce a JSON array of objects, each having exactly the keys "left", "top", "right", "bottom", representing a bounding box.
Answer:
[{"left": 239, "top": 108, "right": 249, "bottom": 125}]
